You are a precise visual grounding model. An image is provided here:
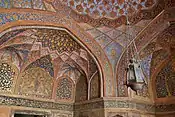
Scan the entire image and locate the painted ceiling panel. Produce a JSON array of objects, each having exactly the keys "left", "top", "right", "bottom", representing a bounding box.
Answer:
[
  {"left": 104, "top": 41, "right": 123, "bottom": 69},
  {"left": 0, "top": 0, "right": 158, "bottom": 28},
  {"left": 141, "top": 54, "right": 152, "bottom": 79},
  {"left": 106, "top": 29, "right": 123, "bottom": 39},
  {"left": 78, "top": 19, "right": 152, "bottom": 70},
  {"left": 95, "top": 34, "right": 112, "bottom": 48},
  {"left": 114, "top": 33, "right": 132, "bottom": 47},
  {"left": 87, "top": 28, "right": 103, "bottom": 38},
  {"left": 61, "top": 0, "right": 155, "bottom": 19},
  {"left": 97, "top": 26, "right": 112, "bottom": 33}
]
